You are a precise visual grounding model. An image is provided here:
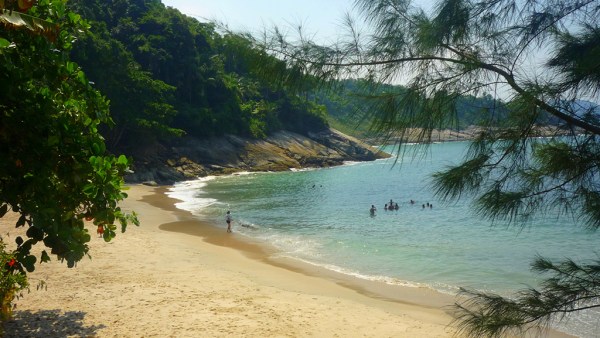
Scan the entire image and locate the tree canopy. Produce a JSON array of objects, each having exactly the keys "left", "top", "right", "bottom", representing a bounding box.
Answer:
[
  {"left": 0, "top": 0, "right": 138, "bottom": 272},
  {"left": 65, "top": 0, "right": 329, "bottom": 152},
  {"left": 233, "top": 0, "right": 600, "bottom": 336}
]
